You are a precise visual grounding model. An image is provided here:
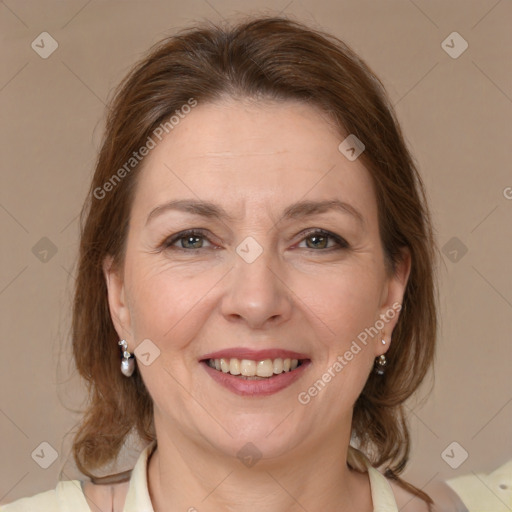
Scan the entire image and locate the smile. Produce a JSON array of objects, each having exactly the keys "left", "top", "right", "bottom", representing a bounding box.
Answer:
[
  {"left": 200, "top": 350, "right": 311, "bottom": 396},
  {"left": 206, "top": 357, "right": 302, "bottom": 379}
]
